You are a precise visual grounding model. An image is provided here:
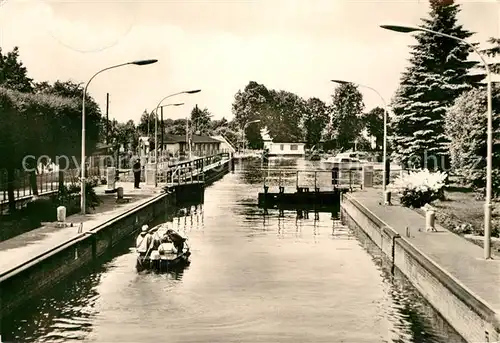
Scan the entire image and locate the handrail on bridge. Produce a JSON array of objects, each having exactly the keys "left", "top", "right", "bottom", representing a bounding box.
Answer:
[
  {"left": 262, "top": 168, "right": 362, "bottom": 192},
  {"left": 164, "top": 152, "right": 229, "bottom": 185}
]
